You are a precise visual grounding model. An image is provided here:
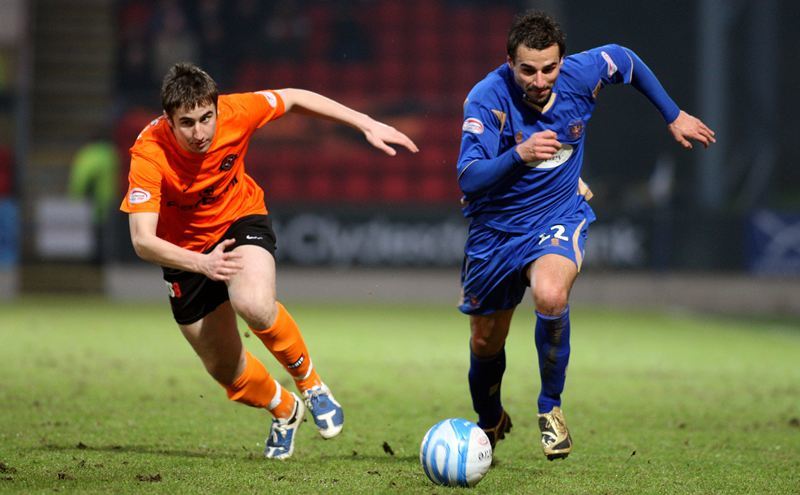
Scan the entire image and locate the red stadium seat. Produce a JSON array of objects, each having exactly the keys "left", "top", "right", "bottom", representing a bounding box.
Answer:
[
  {"left": 341, "top": 171, "right": 373, "bottom": 202},
  {"left": 305, "top": 168, "right": 336, "bottom": 202},
  {"left": 379, "top": 172, "right": 413, "bottom": 202},
  {"left": 412, "top": 1, "right": 444, "bottom": 31},
  {"left": 486, "top": 6, "right": 513, "bottom": 34},
  {"left": 305, "top": 60, "right": 335, "bottom": 93},
  {"left": 414, "top": 59, "right": 445, "bottom": 96},
  {"left": 377, "top": 59, "right": 408, "bottom": 99},
  {"left": 374, "top": 1, "right": 407, "bottom": 27},
  {"left": 0, "top": 146, "right": 12, "bottom": 195},
  {"left": 306, "top": 5, "right": 333, "bottom": 58},
  {"left": 266, "top": 171, "right": 299, "bottom": 201},
  {"left": 338, "top": 65, "right": 373, "bottom": 99},
  {"left": 418, "top": 171, "right": 459, "bottom": 203}
]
